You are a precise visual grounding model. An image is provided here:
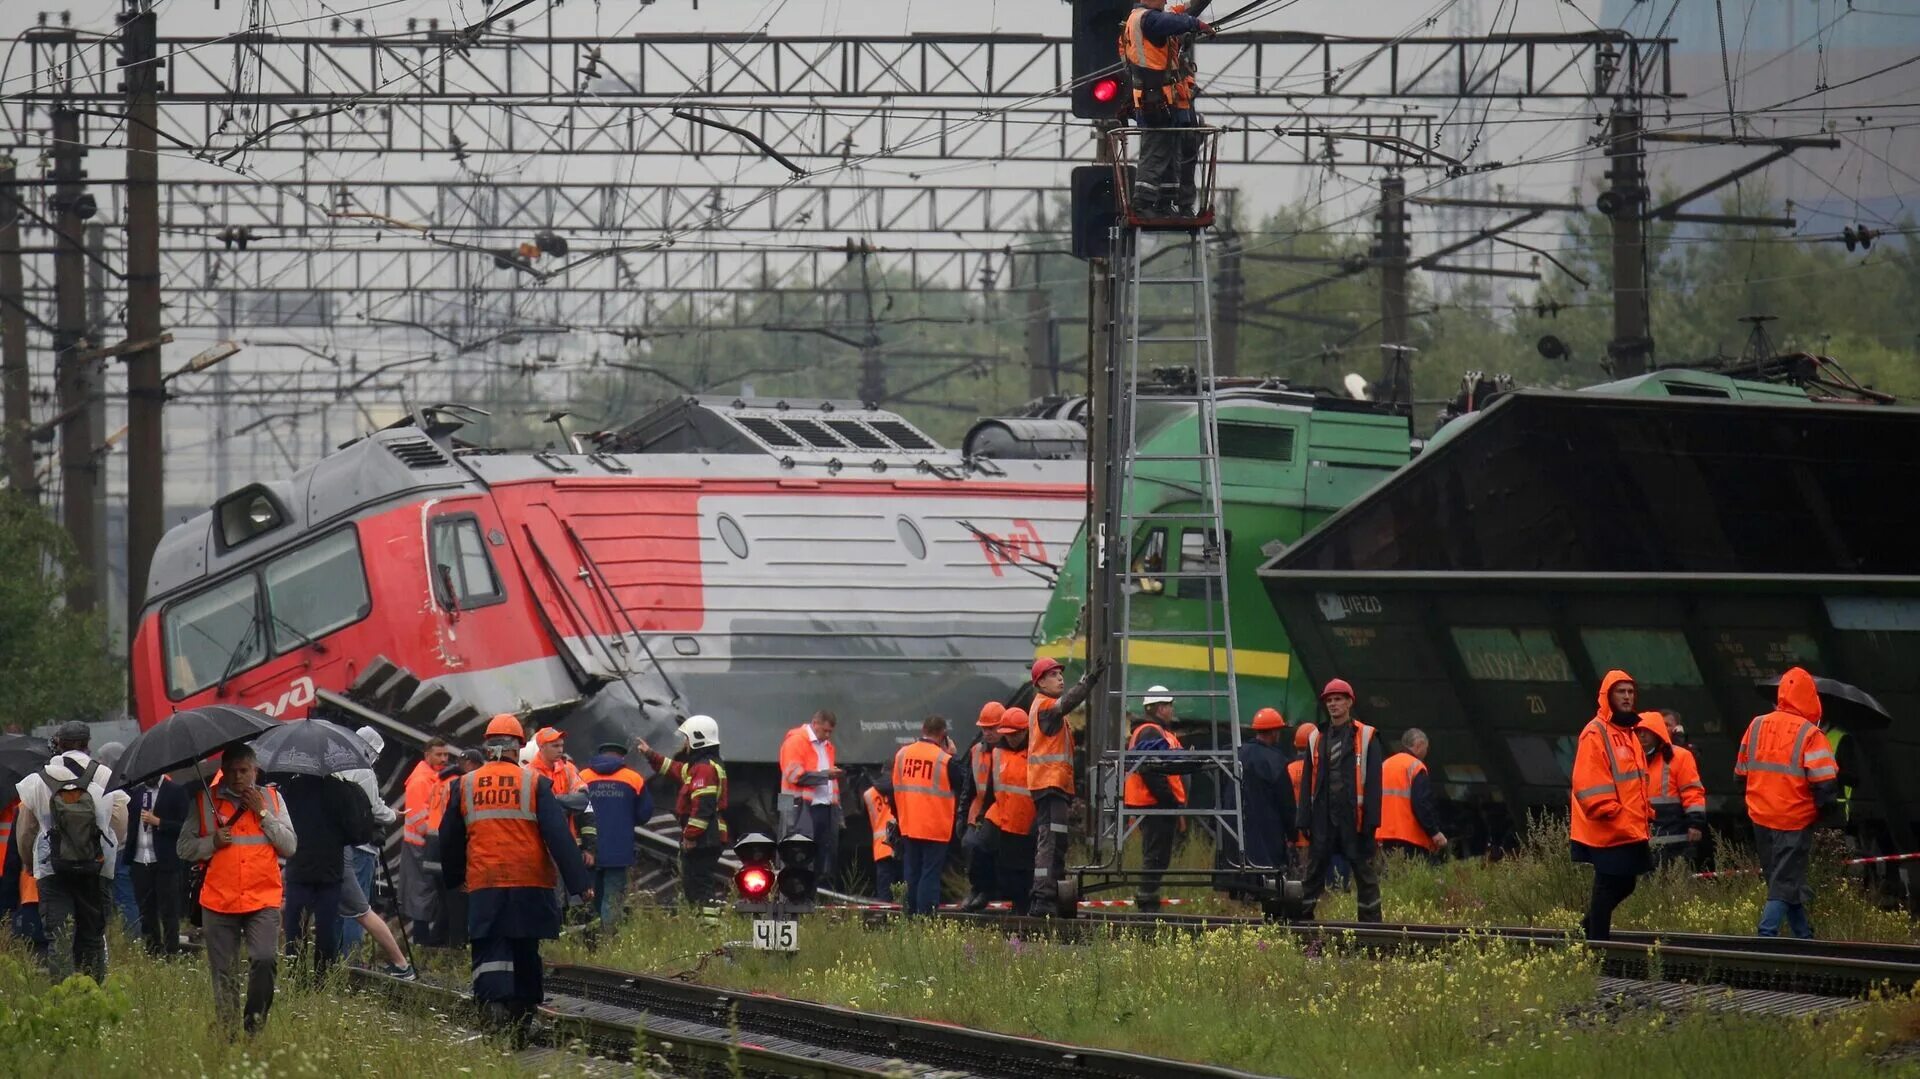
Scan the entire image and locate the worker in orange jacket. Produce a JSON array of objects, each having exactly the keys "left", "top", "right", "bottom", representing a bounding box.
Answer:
[
  {"left": 859, "top": 774, "right": 900, "bottom": 901},
  {"left": 1287, "top": 723, "right": 1313, "bottom": 871},
  {"left": 987, "top": 708, "right": 1037, "bottom": 915},
  {"left": 1027, "top": 656, "right": 1104, "bottom": 914},
  {"left": 1297, "top": 680, "right": 1384, "bottom": 921},
  {"left": 1376, "top": 728, "right": 1448, "bottom": 859},
  {"left": 1636, "top": 712, "right": 1705, "bottom": 869},
  {"left": 1570, "top": 669, "right": 1652, "bottom": 942},
  {"left": 439, "top": 715, "right": 592, "bottom": 1030},
  {"left": 891, "top": 715, "right": 966, "bottom": 915},
  {"left": 777, "top": 711, "right": 843, "bottom": 898},
  {"left": 1735, "top": 667, "right": 1840, "bottom": 939},
  {"left": 961, "top": 702, "right": 1005, "bottom": 911},
  {"left": 398, "top": 737, "right": 451, "bottom": 943}
]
